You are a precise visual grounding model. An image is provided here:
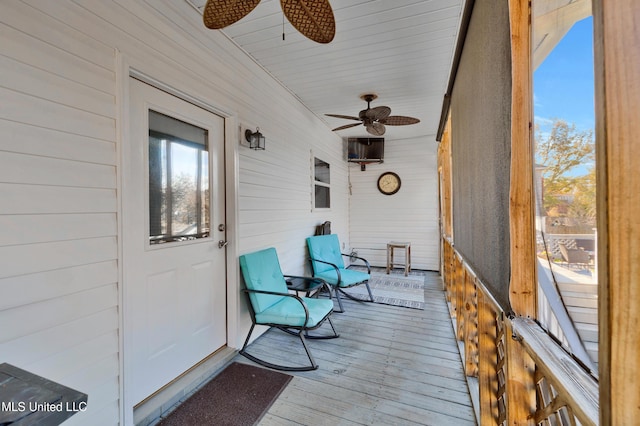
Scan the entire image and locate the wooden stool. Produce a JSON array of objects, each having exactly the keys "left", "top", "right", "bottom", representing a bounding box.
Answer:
[{"left": 386, "top": 242, "right": 411, "bottom": 276}]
